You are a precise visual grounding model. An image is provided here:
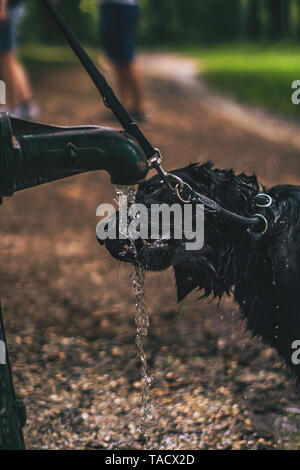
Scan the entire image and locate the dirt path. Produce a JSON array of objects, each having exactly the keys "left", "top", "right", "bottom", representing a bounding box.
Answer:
[
  {"left": 140, "top": 52, "right": 300, "bottom": 152},
  {"left": 1, "top": 54, "right": 300, "bottom": 450}
]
